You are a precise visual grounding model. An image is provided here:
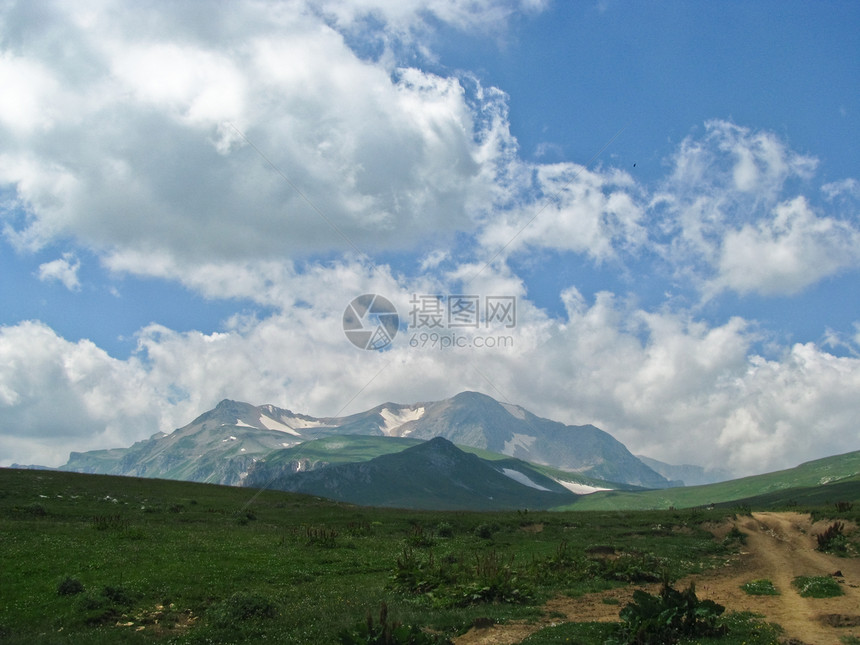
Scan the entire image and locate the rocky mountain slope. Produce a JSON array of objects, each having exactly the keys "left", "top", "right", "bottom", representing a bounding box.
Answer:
[{"left": 61, "top": 392, "right": 671, "bottom": 489}]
